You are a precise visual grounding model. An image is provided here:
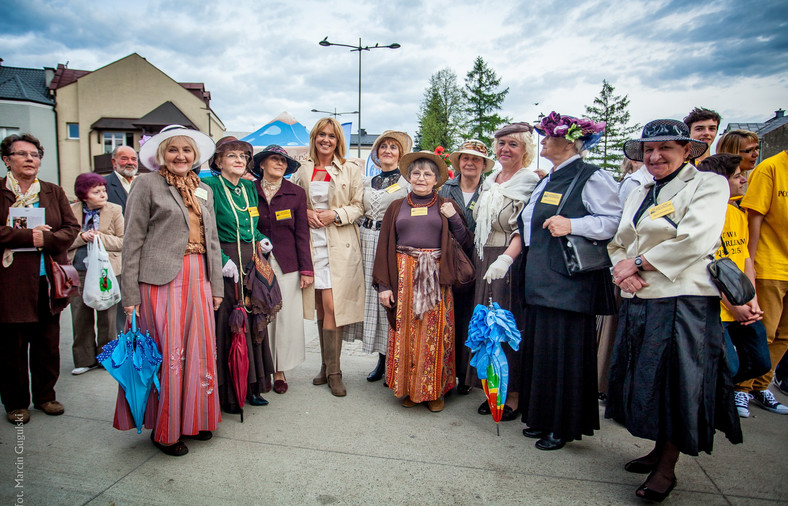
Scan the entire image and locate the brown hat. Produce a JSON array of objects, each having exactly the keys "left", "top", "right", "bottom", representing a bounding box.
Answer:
[
  {"left": 209, "top": 136, "right": 253, "bottom": 175},
  {"left": 399, "top": 150, "right": 449, "bottom": 187}
]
